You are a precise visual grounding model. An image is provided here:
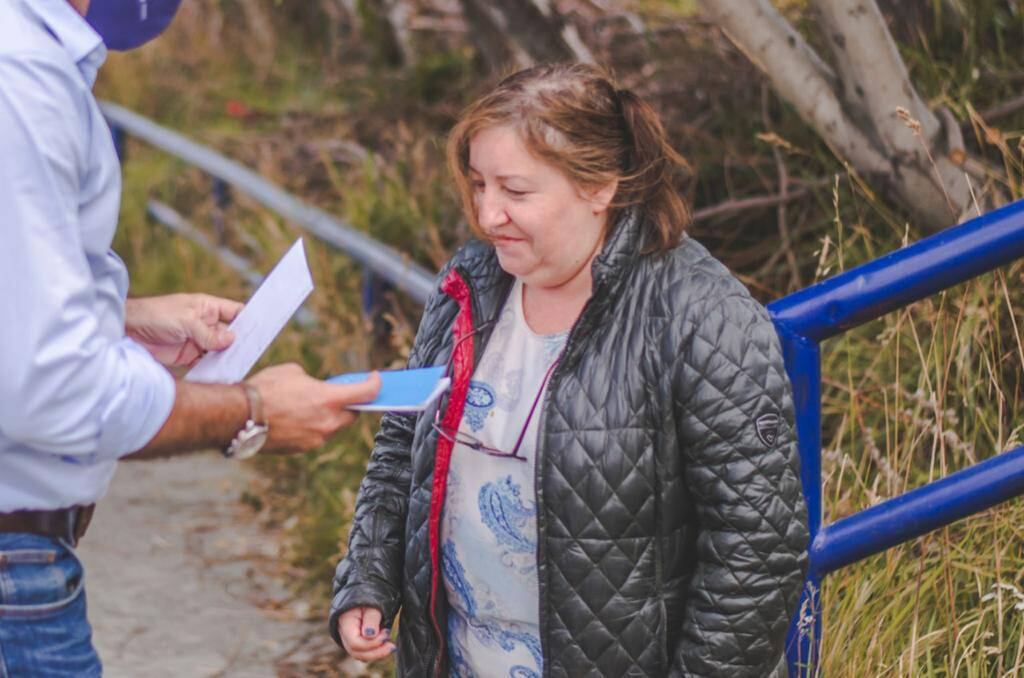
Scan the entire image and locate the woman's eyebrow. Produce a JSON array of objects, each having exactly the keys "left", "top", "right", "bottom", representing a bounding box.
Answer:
[{"left": 467, "top": 164, "right": 530, "bottom": 182}]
